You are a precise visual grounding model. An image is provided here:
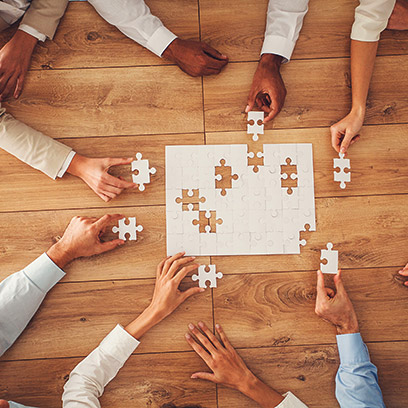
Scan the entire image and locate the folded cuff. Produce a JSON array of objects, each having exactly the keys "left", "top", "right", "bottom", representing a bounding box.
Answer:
[
  {"left": 57, "top": 150, "right": 76, "bottom": 178},
  {"left": 18, "top": 24, "right": 46, "bottom": 42},
  {"left": 336, "top": 333, "right": 370, "bottom": 365},
  {"left": 261, "top": 35, "right": 296, "bottom": 63},
  {"left": 277, "top": 391, "right": 308, "bottom": 408},
  {"left": 146, "top": 25, "right": 177, "bottom": 57}
]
